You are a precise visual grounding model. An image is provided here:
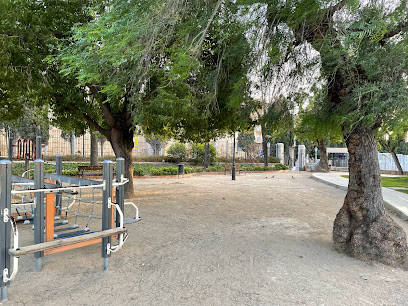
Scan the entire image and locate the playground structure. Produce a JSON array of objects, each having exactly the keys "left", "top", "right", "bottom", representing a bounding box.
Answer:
[
  {"left": 0, "top": 139, "right": 140, "bottom": 301},
  {"left": 6, "top": 136, "right": 41, "bottom": 161}
]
